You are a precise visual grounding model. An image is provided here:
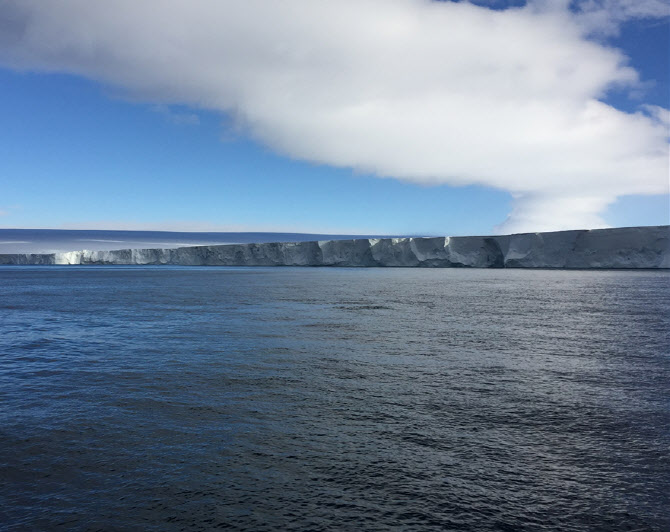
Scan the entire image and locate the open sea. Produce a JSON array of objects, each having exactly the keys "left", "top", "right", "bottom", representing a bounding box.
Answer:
[{"left": 1, "top": 266, "right": 669, "bottom": 531}]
